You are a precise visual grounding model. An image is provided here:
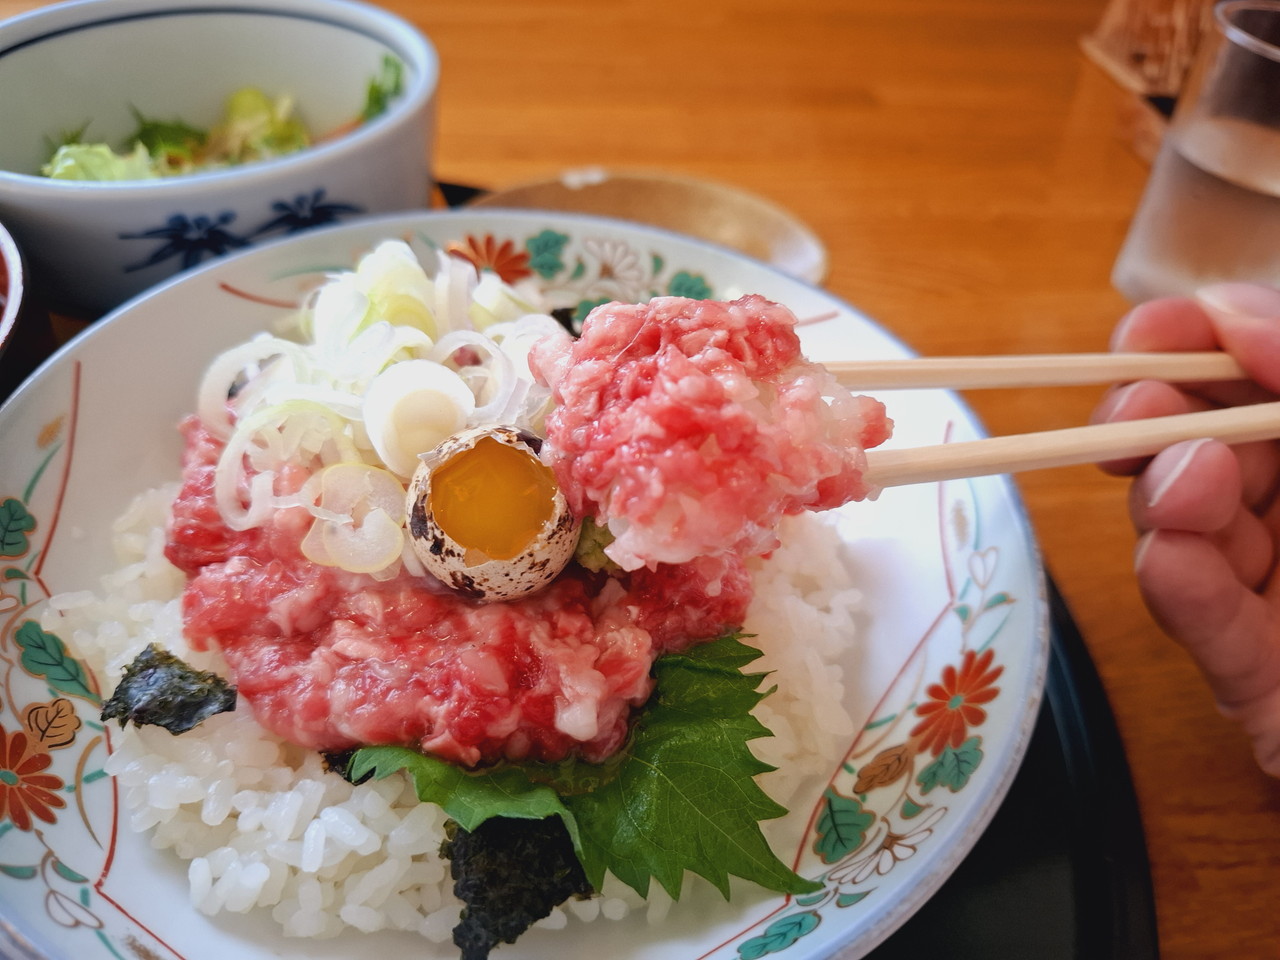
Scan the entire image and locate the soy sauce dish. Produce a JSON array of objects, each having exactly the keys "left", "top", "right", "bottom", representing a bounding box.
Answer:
[
  {"left": 0, "top": 216, "right": 54, "bottom": 400},
  {"left": 0, "top": 0, "right": 438, "bottom": 318}
]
